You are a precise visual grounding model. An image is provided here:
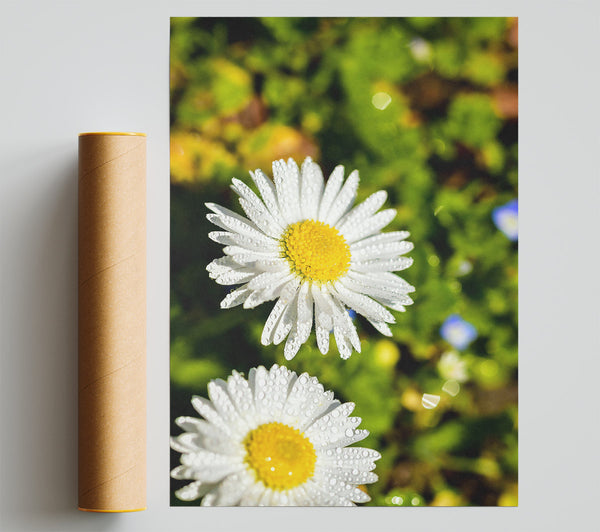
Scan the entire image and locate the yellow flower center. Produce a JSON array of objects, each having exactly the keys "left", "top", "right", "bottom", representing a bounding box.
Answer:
[
  {"left": 244, "top": 422, "right": 316, "bottom": 490},
  {"left": 280, "top": 220, "right": 351, "bottom": 283}
]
